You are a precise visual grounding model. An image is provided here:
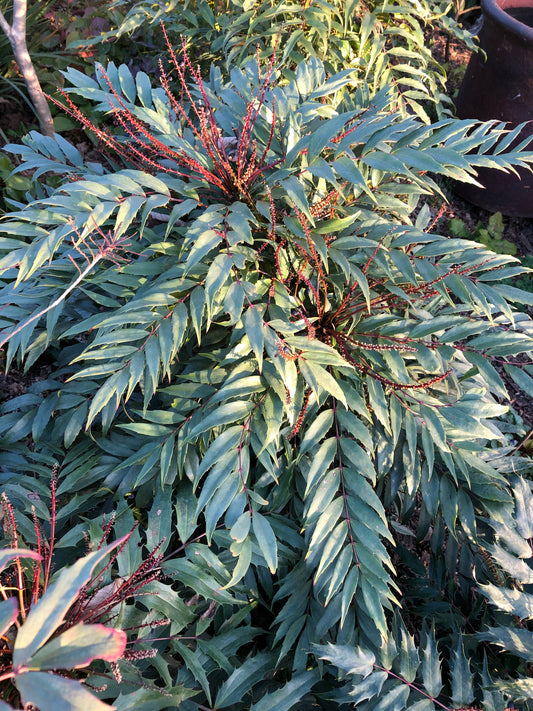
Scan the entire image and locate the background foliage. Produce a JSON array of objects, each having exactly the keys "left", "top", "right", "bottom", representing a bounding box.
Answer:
[{"left": 0, "top": 1, "right": 532, "bottom": 709}]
